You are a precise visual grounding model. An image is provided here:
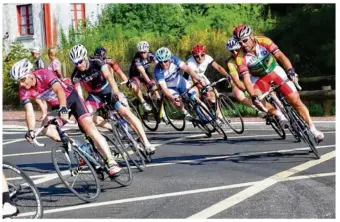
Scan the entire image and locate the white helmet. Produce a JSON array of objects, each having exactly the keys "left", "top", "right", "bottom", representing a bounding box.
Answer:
[
  {"left": 69, "top": 44, "right": 87, "bottom": 63},
  {"left": 226, "top": 37, "right": 241, "bottom": 51},
  {"left": 137, "top": 41, "right": 149, "bottom": 52},
  {"left": 155, "top": 47, "right": 171, "bottom": 62},
  {"left": 10, "top": 58, "right": 33, "bottom": 81},
  {"left": 31, "top": 46, "right": 41, "bottom": 53}
]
